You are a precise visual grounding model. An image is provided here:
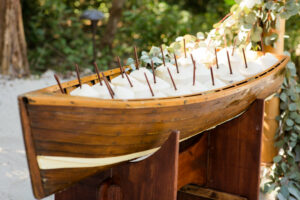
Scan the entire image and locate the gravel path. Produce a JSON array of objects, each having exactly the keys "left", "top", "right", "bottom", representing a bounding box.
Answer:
[{"left": 0, "top": 71, "right": 63, "bottom": 200}]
